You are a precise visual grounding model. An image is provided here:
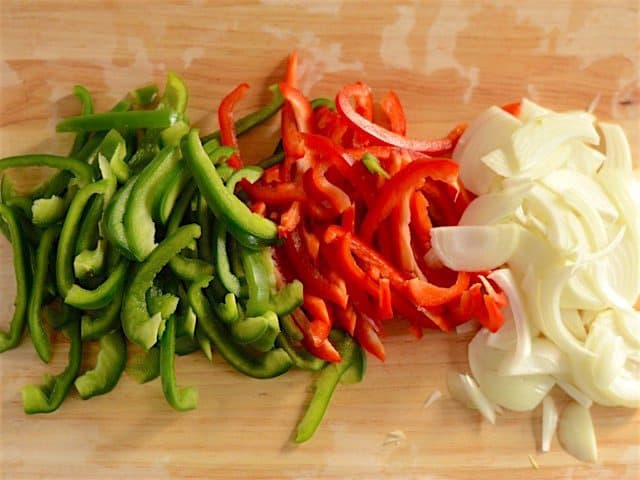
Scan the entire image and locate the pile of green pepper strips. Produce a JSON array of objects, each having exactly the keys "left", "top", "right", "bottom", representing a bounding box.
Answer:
[{"left": 0, "top": 73, "right": 365, "bottom": 442}]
